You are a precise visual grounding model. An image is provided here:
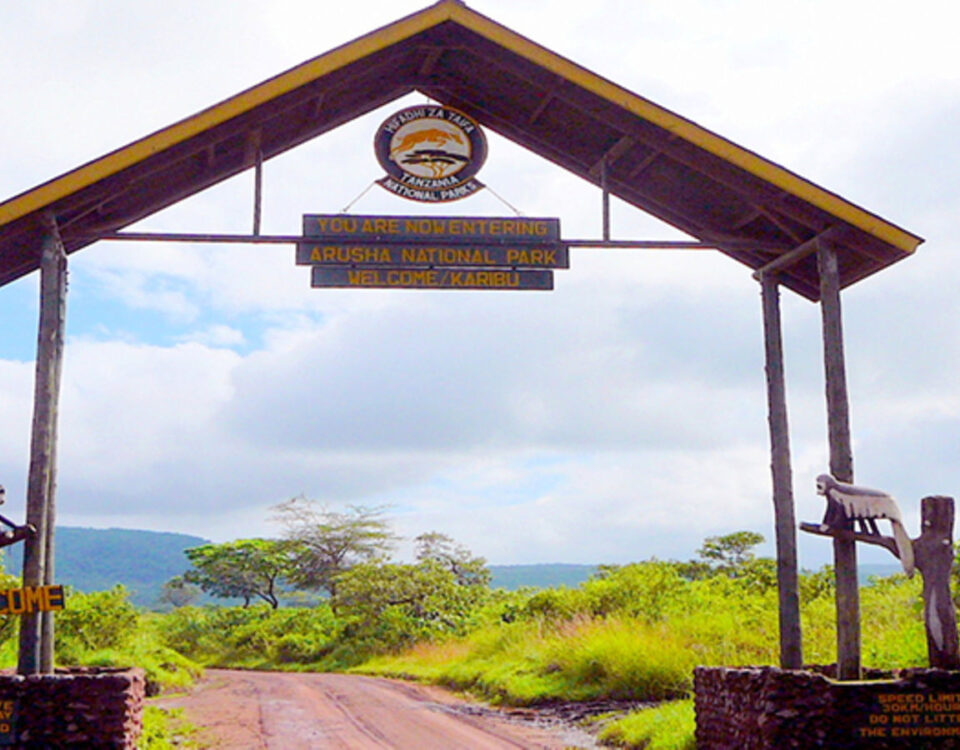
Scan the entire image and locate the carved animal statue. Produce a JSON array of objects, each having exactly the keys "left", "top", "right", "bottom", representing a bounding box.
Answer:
[{"left": 816, "top": 474, "right": 915, "bottom": 577}]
